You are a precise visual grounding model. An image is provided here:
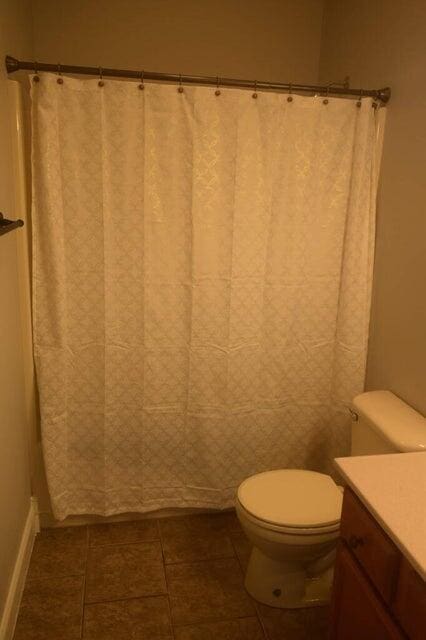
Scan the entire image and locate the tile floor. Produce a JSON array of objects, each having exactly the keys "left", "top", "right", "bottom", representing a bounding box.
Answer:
[{"left": 13, "top": 511, "right": 330, "bottom": 639}]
